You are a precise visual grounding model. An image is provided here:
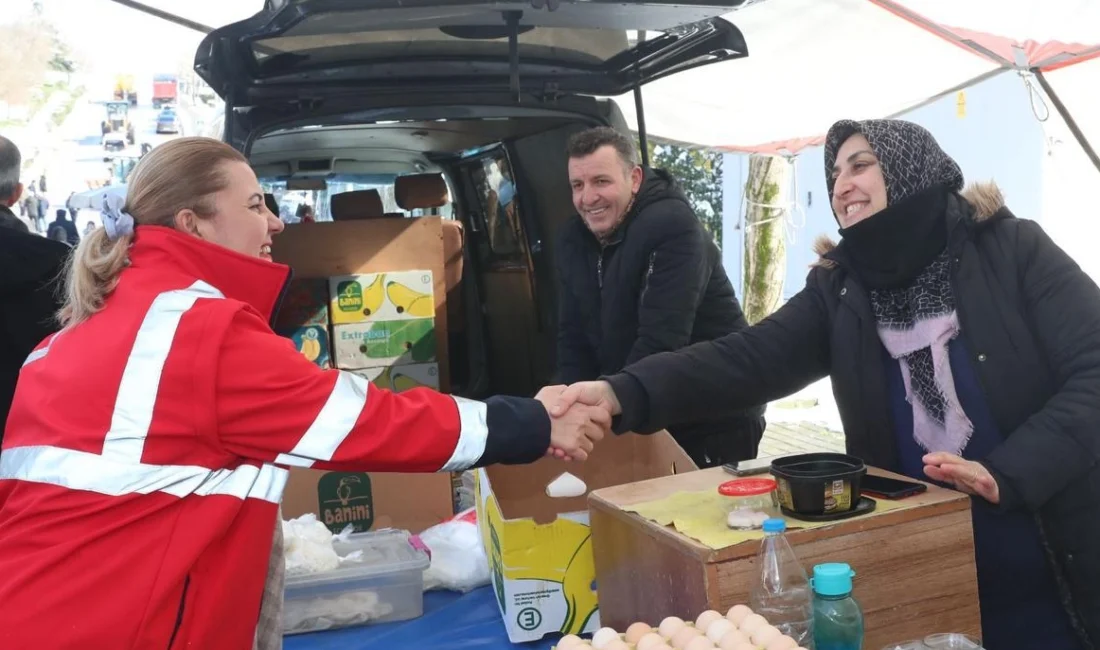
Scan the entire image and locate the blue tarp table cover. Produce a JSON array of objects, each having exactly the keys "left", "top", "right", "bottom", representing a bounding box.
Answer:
[{"left": 283, "top": 586, "right": 559, "bottom": 650}]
